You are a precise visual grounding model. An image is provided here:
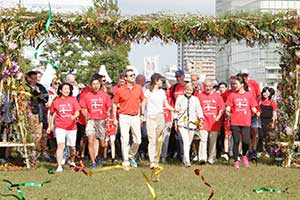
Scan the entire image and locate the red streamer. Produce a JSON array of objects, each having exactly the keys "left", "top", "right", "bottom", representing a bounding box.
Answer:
[
  {"left": 194, "top": 169, "right": 215, "bottom": 200},
  {"left": 70, "top": 156, "right": 89, "bottom": 176}
]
